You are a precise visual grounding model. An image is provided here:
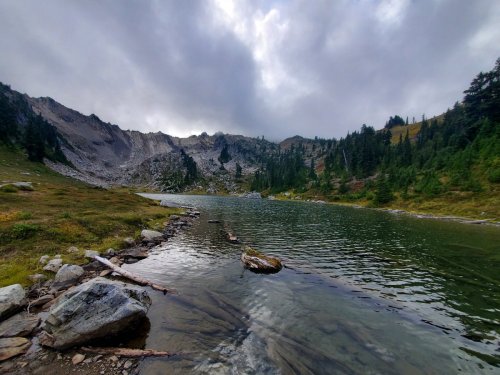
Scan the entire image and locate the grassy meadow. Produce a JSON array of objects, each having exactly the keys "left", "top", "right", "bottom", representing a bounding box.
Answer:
[{"left": 0, "top": 146, "right": 179, "bottom": 287}]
